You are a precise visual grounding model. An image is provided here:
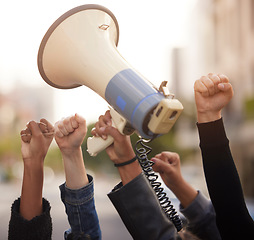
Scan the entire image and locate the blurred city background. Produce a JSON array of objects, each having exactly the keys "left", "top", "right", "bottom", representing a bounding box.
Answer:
[{"left": 0, "top": 0, "right": 254, "bottom": 239}]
